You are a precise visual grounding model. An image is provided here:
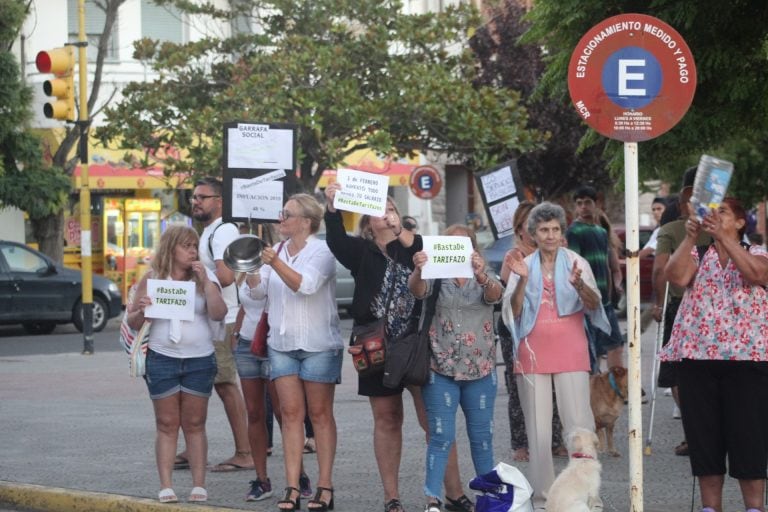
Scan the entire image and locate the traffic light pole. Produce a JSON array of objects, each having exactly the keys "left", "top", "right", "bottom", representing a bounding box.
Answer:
[{"left": 77, "top": 0, "right": 94, "bottom": 355}]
